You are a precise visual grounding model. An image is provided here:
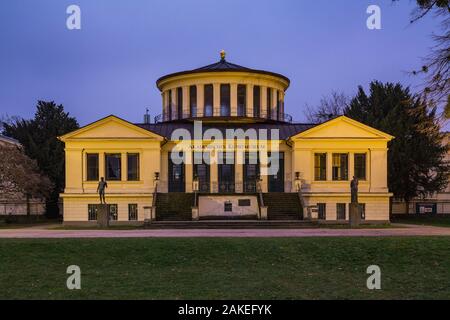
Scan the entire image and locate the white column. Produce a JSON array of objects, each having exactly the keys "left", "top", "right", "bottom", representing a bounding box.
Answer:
[
  {"left": 163, "top": 91, "right": 170, "bottom": 121},
  {"left": 230, "top": 83, "right": 238, "bottom": 117},
  {"left": 246, "top": 84, "right": 254, "bottom": 118},
  {"left": 171, "top": 89, "right": 177, "bottom": 120},
  {"left": 186, "top": 162, "right": 193, "bottom": 192},
  {"left": 349, "top": 152, "right": 354, "bottom": 180},
  {"left": 235, "top": 148, "right": 243, "bottom": 193},
  {"left": 161, "top": 152, "right": 169, "bottom": 193},
  {"left": 161, "top": 92, "right": 166, "bottom": 122},
  {"left": 182, "top": 86, "right": 189, "bottom": 119},
  {"left": 197, "top": 84, "right": 204, "bottom": 117},
  {"left": 271, "top": 88, "right": 278, "bottom": 120},
  {"left": 213, "top": 83, "right": 220, "bottom": 117},
  {"left": 211, "top": 160, "right": 218, "bottom": 193},
  {"left": 281, "top": 91, "right": 285, "bottom": 119},
  {"left": 261, "top": 86, "right": 268, "bottom": 118},
  {"left": 121, "top": 153, "right": 127, "bottom": 181},
  {"left": 327, "top": 152, "right": 333, "bottom": 181},
  {"left": 99, "top": 152, "right": 105, "bottom": 180}
]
